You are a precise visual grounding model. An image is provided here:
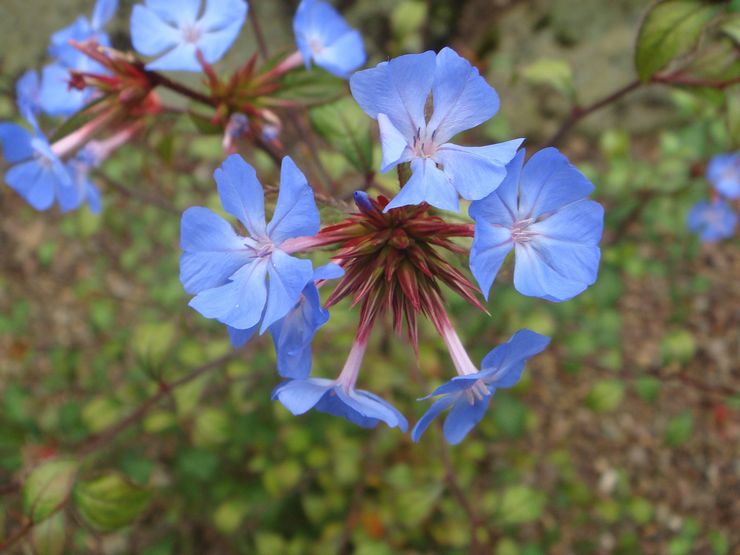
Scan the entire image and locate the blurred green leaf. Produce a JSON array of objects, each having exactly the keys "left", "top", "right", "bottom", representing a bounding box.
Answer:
[
  {"left": 660, "top": 329, "right": 696, "bottom": 364},
  {"left": 520, "top": 58, "right": 575, "bottom": 100},
  {"left": 31, "top": 511, "right": 65, "bottom": 555},
  {"left": 498, "top": 486, "right": 546, "bottom": 525},
  {"left": 634, "top": 376, "right": 661, "bottom": 403},
  {"left": 721, "top": 14, "right": 740, "bottom": 43},
  {"left": 726, "top": 83, "right": 740, "bottom": 146},
  {"left": 132, "top": 321, "right": 176, "bottom": 368},
  {"left": 192, "top": 408, "right": 232, "bottom": 447},
  {"left": 665, "top": 411, "right": 694, "bottom": 446},
  {"left": 709, "top": 530, "right": 729, "bottom": 555},
  {"left": 635, "top": 0, "right": 717, "bottom": 81},
  {"left": 310, "top": 97, "right": 374, "bottom": 174},
  {"left": 586, "top": 380, "right": 625, "bottom": 413},
  {"left": 276, "top": 70, "right": 345, "bottom": 105},
  {"left": 73, "top": 473, "right": 151, "bottom": 531},
  {"left": 23, "top": 458, "right": 78, "bottom": 522}
]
